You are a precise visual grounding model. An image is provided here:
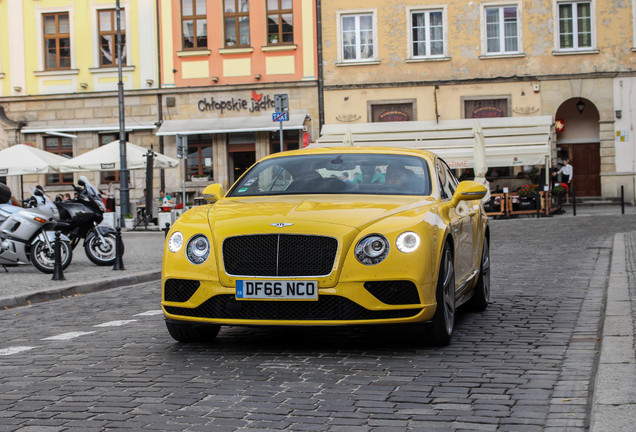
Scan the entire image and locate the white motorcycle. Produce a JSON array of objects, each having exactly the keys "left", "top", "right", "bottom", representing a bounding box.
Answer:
[{"left": 0, "top": 187, "right": 73, "bottom": 274}]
